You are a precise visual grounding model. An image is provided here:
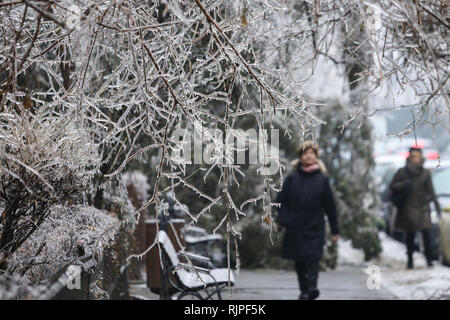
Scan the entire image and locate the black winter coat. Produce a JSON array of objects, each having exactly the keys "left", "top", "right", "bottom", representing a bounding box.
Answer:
[
  {"left": 390, "top": 162, "right": 441, "bottom": 232},
  {"left": 276, "top": 163, "right": 339, "bottom": 261}
]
